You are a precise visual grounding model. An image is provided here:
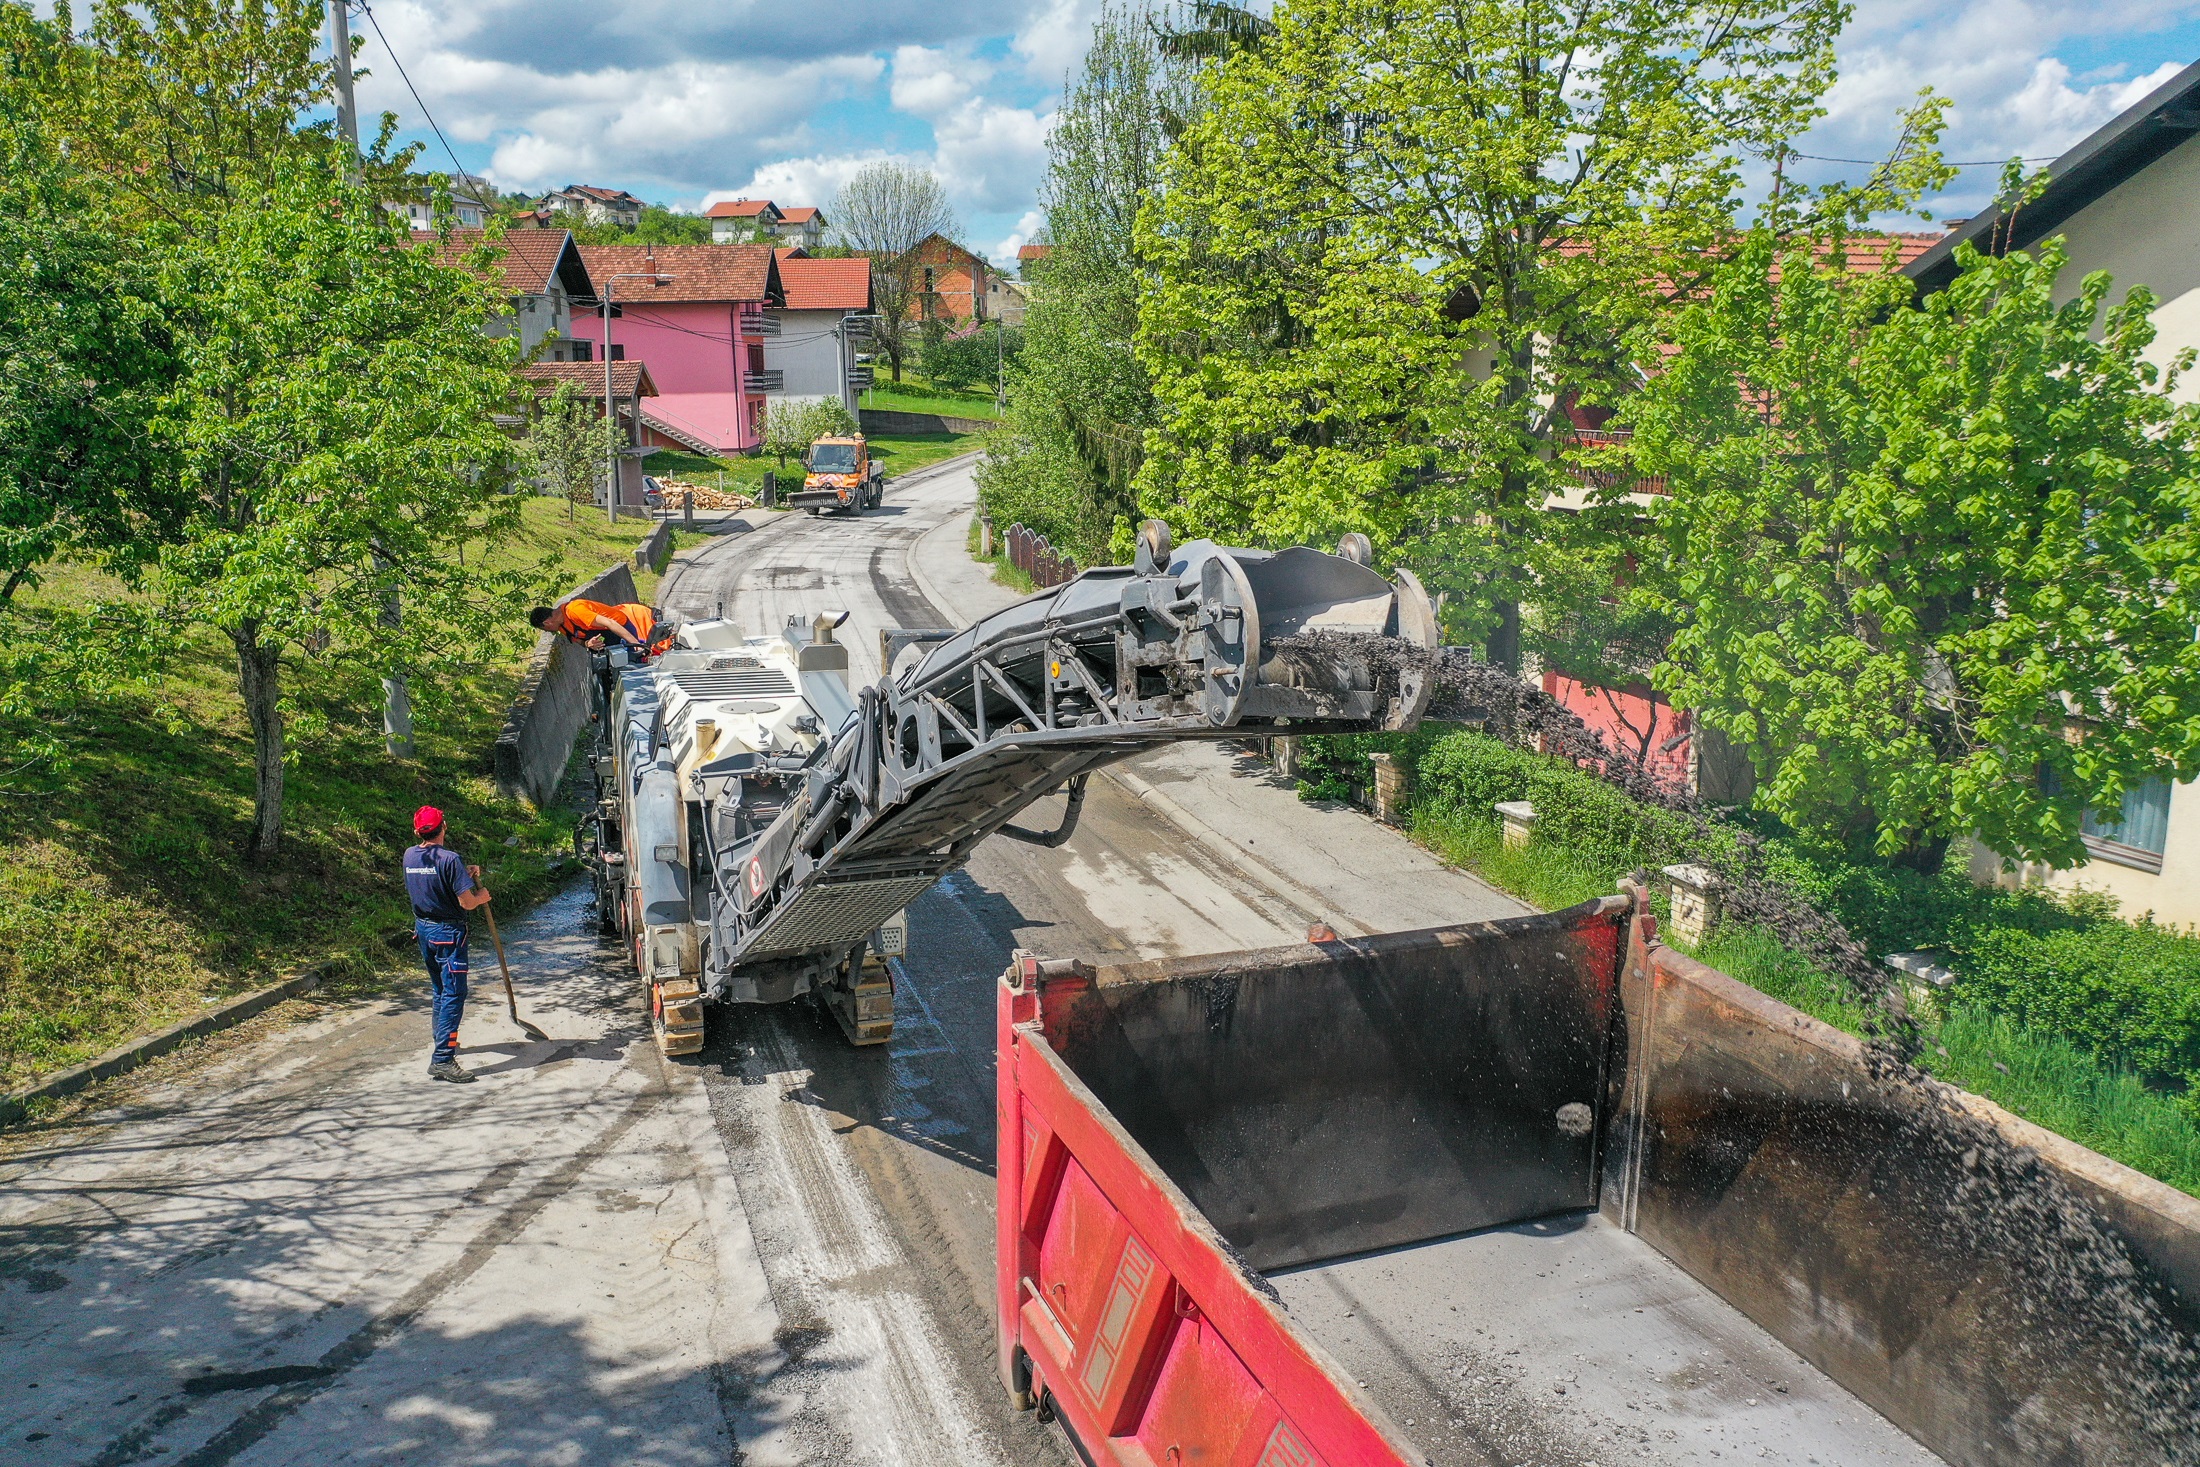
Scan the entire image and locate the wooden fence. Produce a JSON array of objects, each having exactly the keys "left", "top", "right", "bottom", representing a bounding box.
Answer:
[{"left": 1005, "top": 523, "right": 1079, "bottom": 588}]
